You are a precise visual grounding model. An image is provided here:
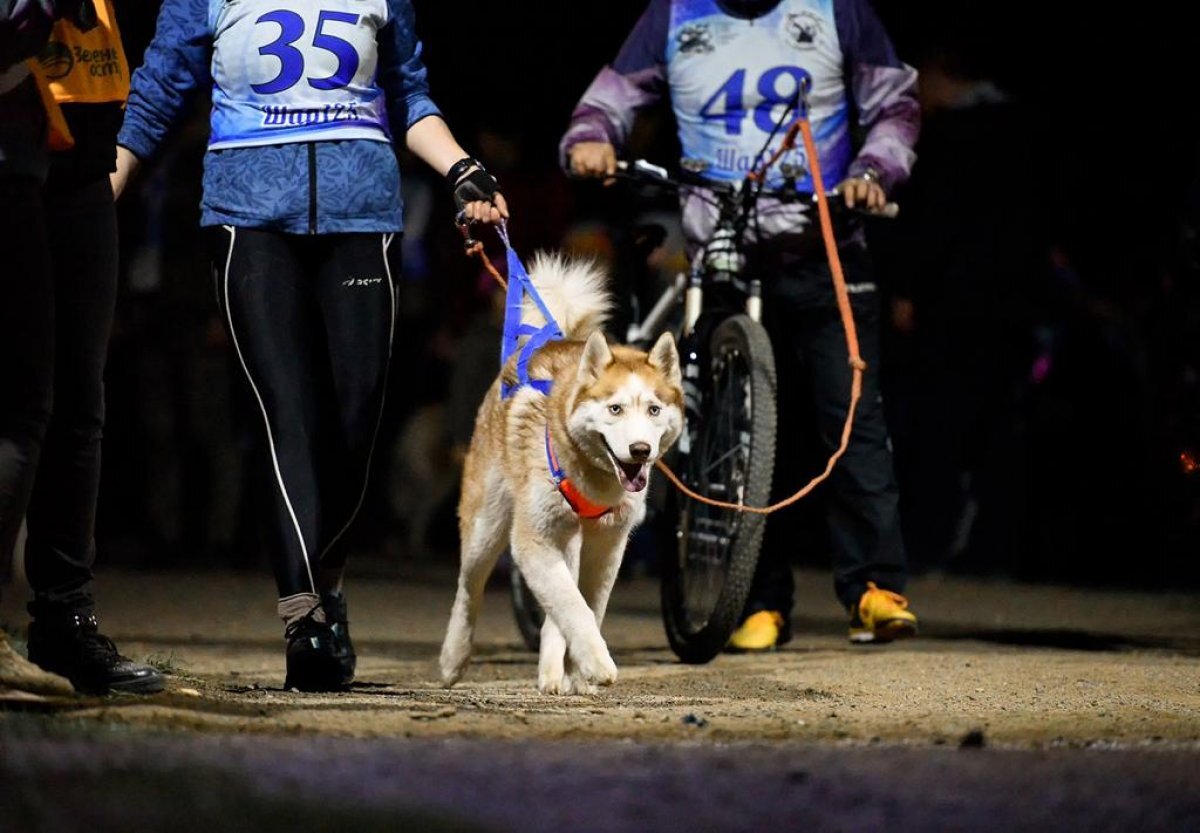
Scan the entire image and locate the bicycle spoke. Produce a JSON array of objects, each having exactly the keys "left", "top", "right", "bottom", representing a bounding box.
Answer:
[{"left": 679, "top": 338, "right": 757, "bottom": 631}]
